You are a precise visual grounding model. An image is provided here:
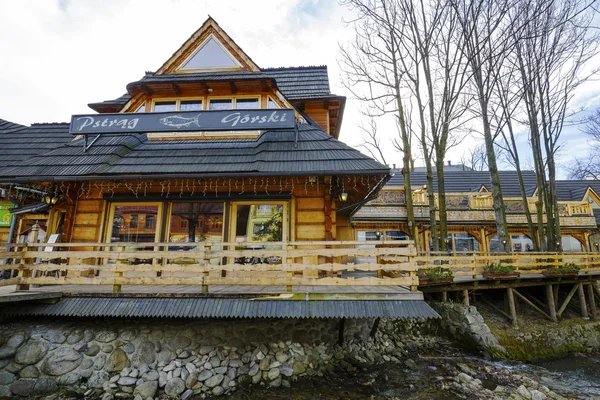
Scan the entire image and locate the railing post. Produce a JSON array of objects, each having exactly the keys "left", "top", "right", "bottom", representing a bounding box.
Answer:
[
  {"left": 17, "top": 223, "right": 39, "bottom": 291},
  {"left": 113, "top": 245, "right": 124, "bottom": 293},
  {"left": 202, "top": 244, "right": 210, "bottom": 293},
  {"left": 286, "top": 244, "right": 293, "bottom": 292}
]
